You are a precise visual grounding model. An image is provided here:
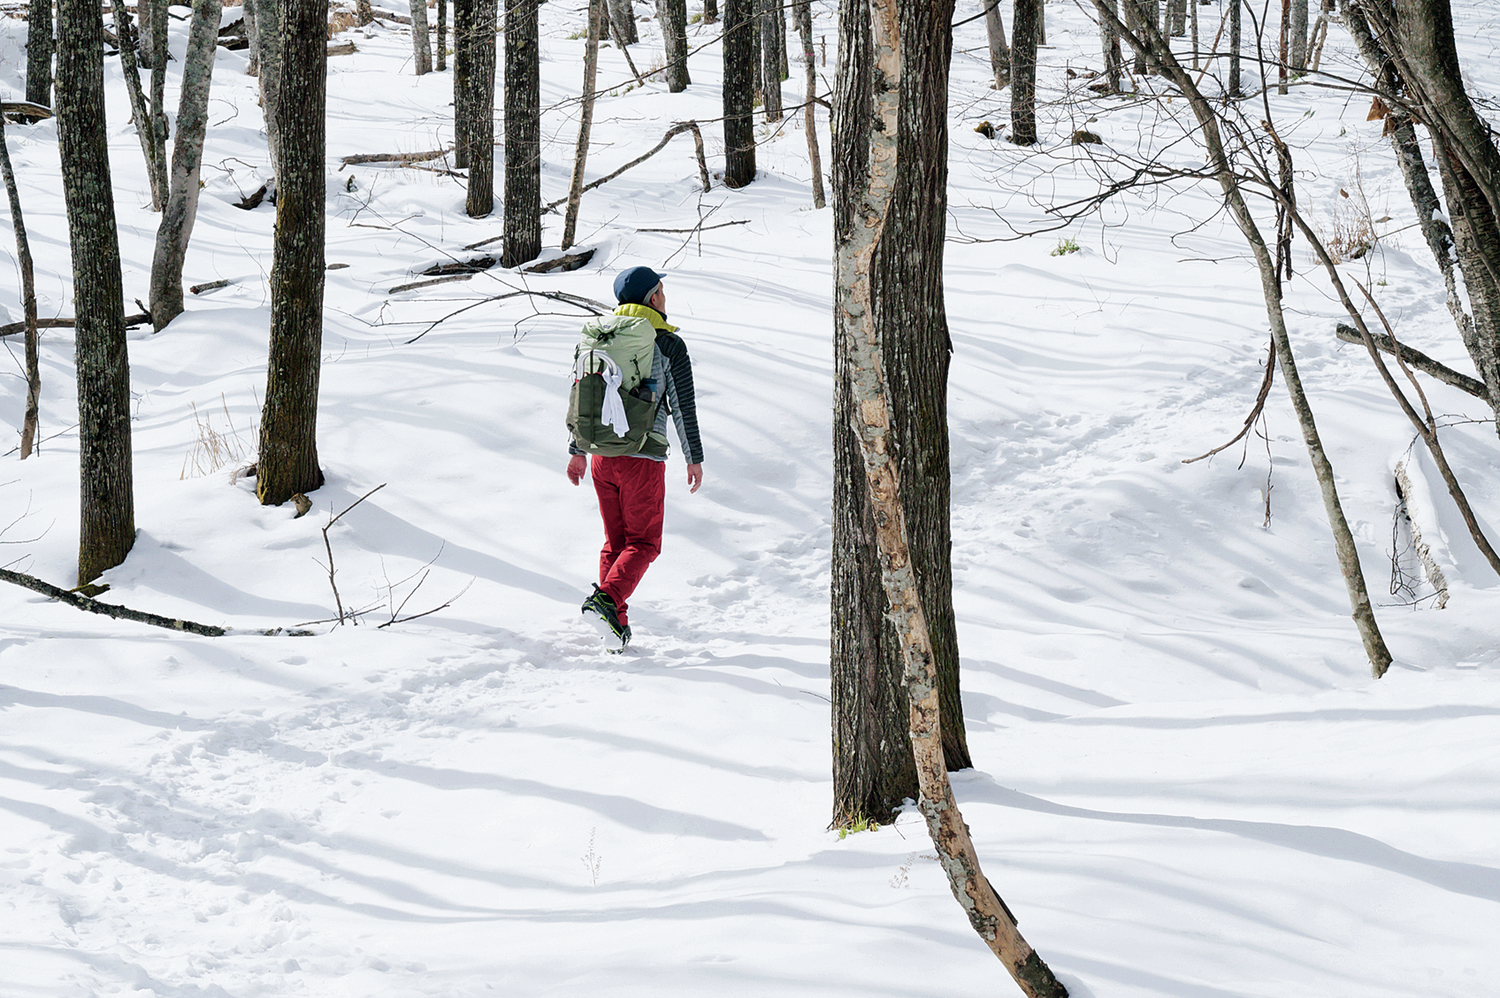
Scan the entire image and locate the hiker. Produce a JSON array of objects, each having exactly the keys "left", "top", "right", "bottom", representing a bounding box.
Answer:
[{"left": 566, "top": 265, "right": 704, "bottom": 650}]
